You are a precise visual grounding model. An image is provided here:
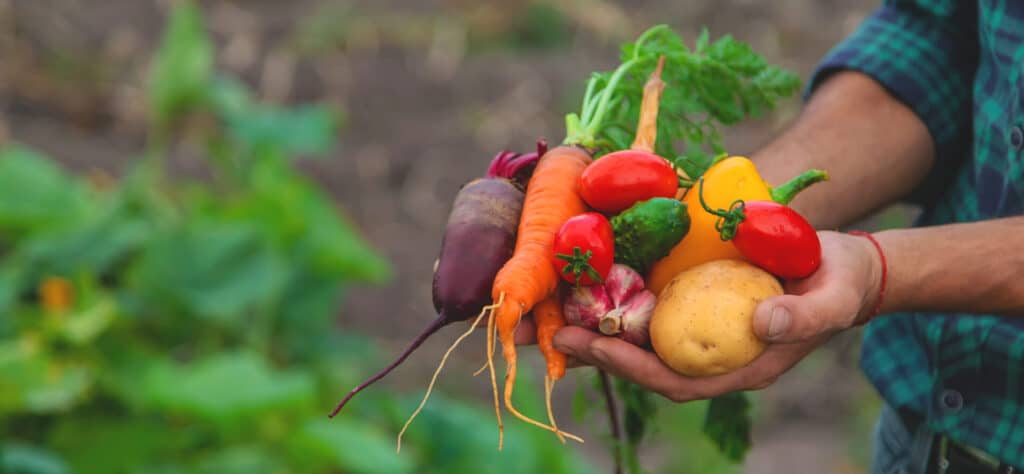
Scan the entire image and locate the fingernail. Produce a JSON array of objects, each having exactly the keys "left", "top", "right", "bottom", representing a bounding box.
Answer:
[{"left": 767, "top": 306, "right": 791, "bottom": 339}]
